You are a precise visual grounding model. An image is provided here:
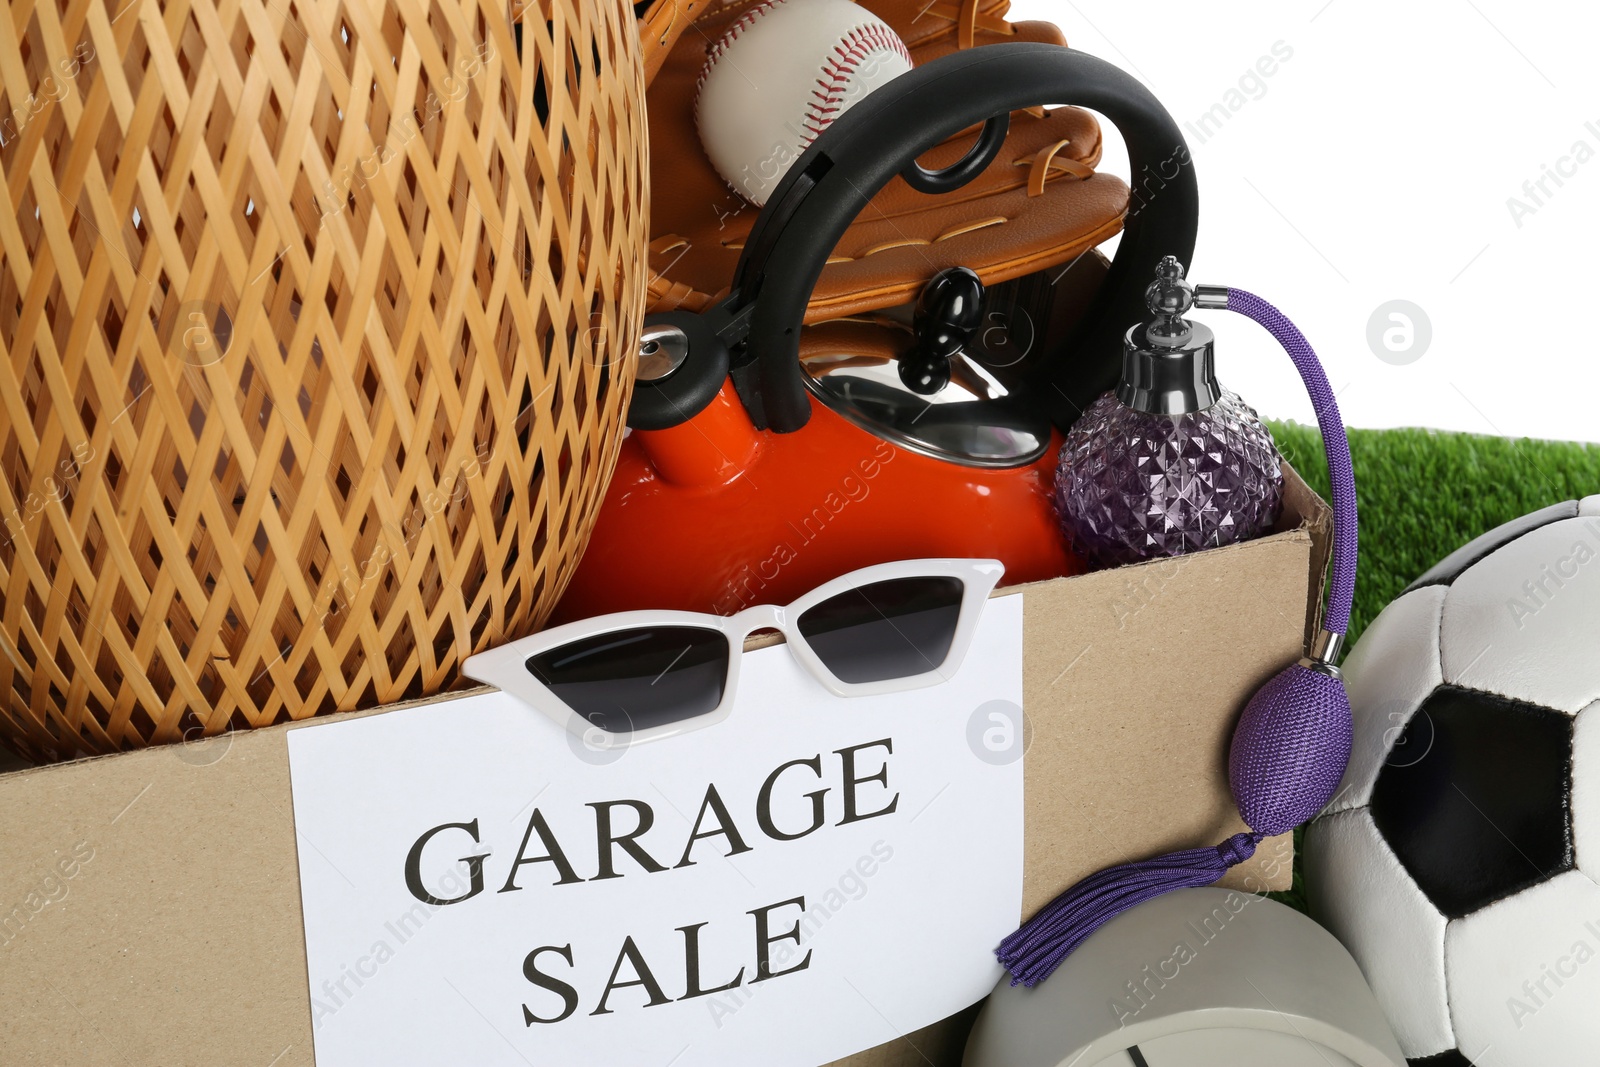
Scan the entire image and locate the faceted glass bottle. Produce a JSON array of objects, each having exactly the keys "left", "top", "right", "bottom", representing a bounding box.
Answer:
[{"left": 1054, "top": 257, "right": 1284, "bottom": 569}]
